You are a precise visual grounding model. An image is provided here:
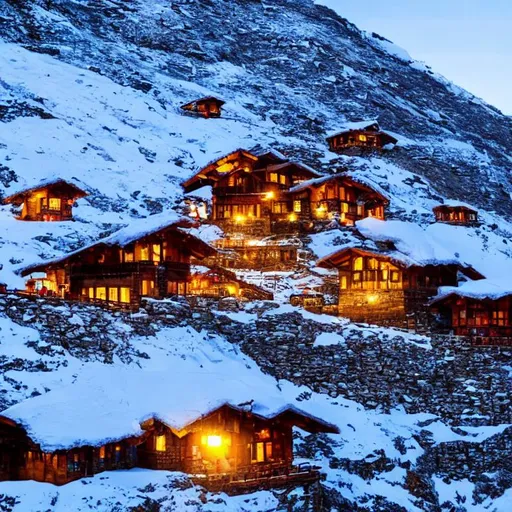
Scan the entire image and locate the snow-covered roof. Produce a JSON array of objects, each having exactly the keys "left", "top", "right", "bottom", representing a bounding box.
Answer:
[
  {"left": 326, "top": 120, "right": 379, "bottom": 139},
  {"left": 21, "top": 212, "right": 215, "bottom": 275},
  {"left": 288, "top": 173, "right": 390, "bottom": 201},
  {"left": 180, "top": 96, "right": 225, "bottom": 108},
  {"left": 430, "top": 279, "right": 512, "bottom": 304},
  {"left": 434, "top": 201, "right": 478, "bottom": 212},
  {"left": 1, "top": 363, "right": 338, "bottom": 451},
  {"left": 317, "top": 218, "right": 482, "bottom": 274},
  {"left": 264, "top": 160, "right": 322, "bottom": 178},
  {"left": 3, "top": 177, "right": 88, "bottom": 202}
]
